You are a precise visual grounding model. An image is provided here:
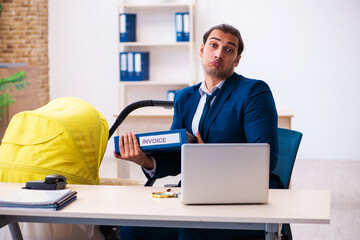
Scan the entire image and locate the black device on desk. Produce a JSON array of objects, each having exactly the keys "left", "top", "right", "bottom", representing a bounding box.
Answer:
[{"left": 24, "top": 174, "right": 67, "bottom": 190}]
